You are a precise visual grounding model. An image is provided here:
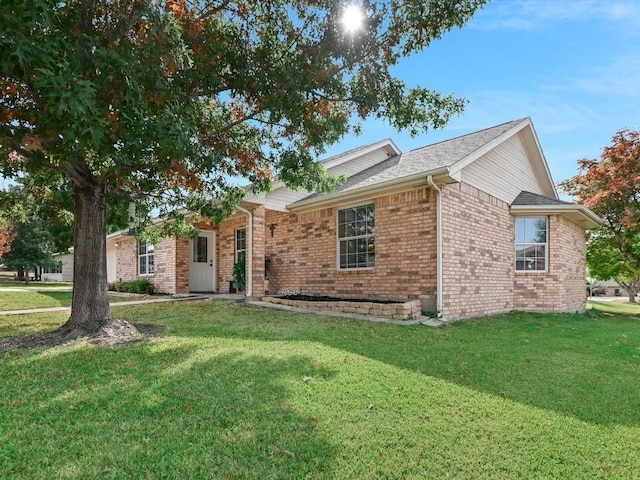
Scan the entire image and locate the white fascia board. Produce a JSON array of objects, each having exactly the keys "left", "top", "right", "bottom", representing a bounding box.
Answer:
[
  {"left": 518, "top": 121, "right": 558, "bottom": 199},
  {"left": 287, "top": 167, "right": 453, "bottom": 213},
  {"left": 321, "top": 139, "right": 402, "bottom": 170},
  {"left": 242, "top": 191, "right": 267, "bottom": 204},
  {"left": 261, "top": 139, "right": 402, "bottom": 194},
  {"left": 510, "top": 204, "right": 603, "bottom": 229}
]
